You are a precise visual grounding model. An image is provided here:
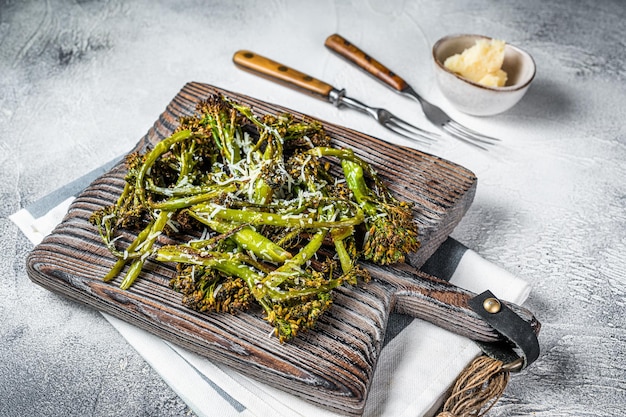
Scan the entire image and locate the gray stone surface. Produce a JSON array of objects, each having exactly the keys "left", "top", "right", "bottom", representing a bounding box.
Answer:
[{"left": 1, "top": 0, "right": 625, "bottom": 416}]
